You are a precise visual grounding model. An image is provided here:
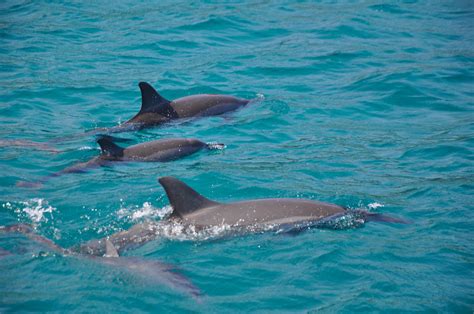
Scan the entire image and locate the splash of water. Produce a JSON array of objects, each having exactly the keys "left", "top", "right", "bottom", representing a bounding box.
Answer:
[
  {"left": 21, "top": 198, "right": 56, "bottom": 223},
  {"left": 206, "top": 142, "right": 226, "bottom": 150},
  {"left": 2, "top": 199, "right": 56, "bottom": 223},
  {"left": 368, "top": 202, "right": 384, "bottom": 210},
  {"left": 117, "top": 203, "right": 173, "bottom": 222}
]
